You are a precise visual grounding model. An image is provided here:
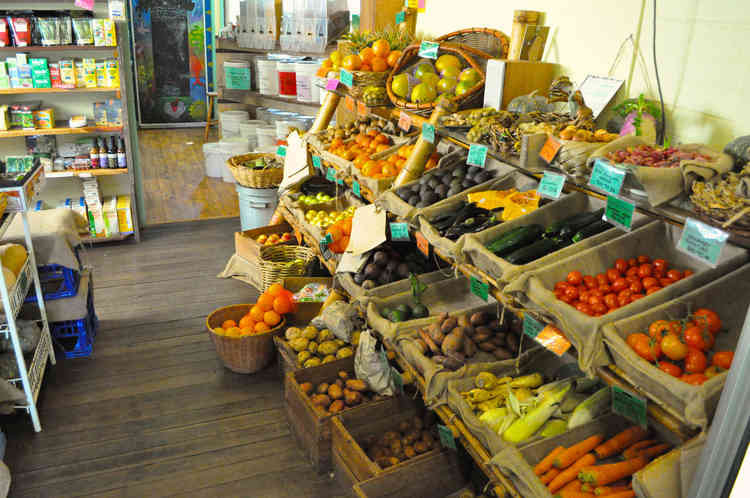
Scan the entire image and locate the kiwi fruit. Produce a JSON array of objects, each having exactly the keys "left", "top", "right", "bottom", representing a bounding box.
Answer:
[
  {"left": 461, "top": 179, "right": 475, "bottom": 189},
  {"left": 447, "top": 186, "right": 462, "bottom": 197},
  {"left": 411, "top": 184, "right": 422, "bottom": 194},
  {"left": 467, "top": 165, "right": 482, "bottom": 177},
  {"left": 397, "top": 189, "right": 412, "bottom": 201},
  {"left": 452, "top": 168, "right": 466, "bottom": 179}
]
